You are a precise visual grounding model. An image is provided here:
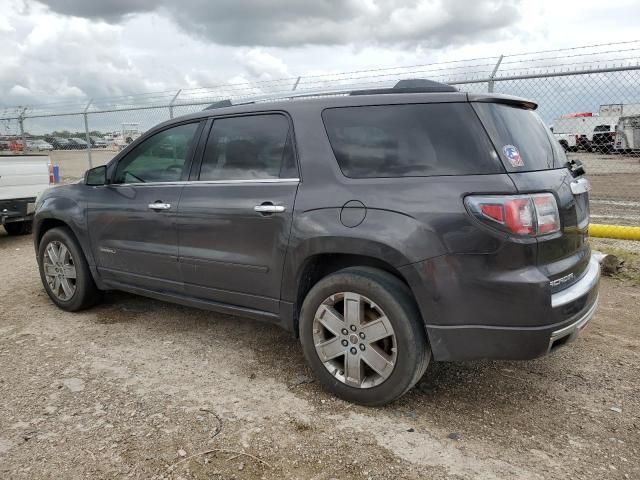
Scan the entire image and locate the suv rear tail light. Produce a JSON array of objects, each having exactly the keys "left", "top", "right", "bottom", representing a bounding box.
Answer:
[{"left": 465, "top": 193, "right": 560, "bottom": 236}]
